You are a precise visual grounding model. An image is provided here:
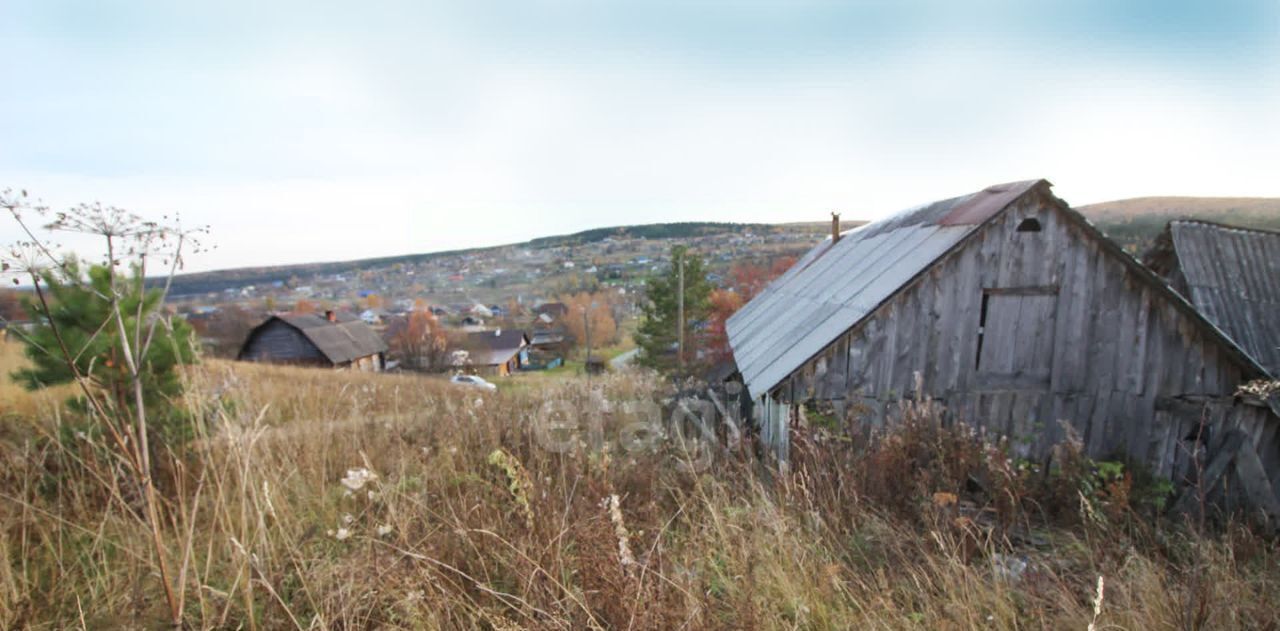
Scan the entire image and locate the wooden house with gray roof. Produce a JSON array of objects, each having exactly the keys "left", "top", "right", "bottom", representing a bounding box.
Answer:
[
  {"left": 727, "top": 180, "right": 1279, "bottom": 515},
  {"left": 457, "top": 329, "right": 531, "bottom": 376},
  {"left": 239, "top": 311, "right": 387, "bottom": 371}
]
